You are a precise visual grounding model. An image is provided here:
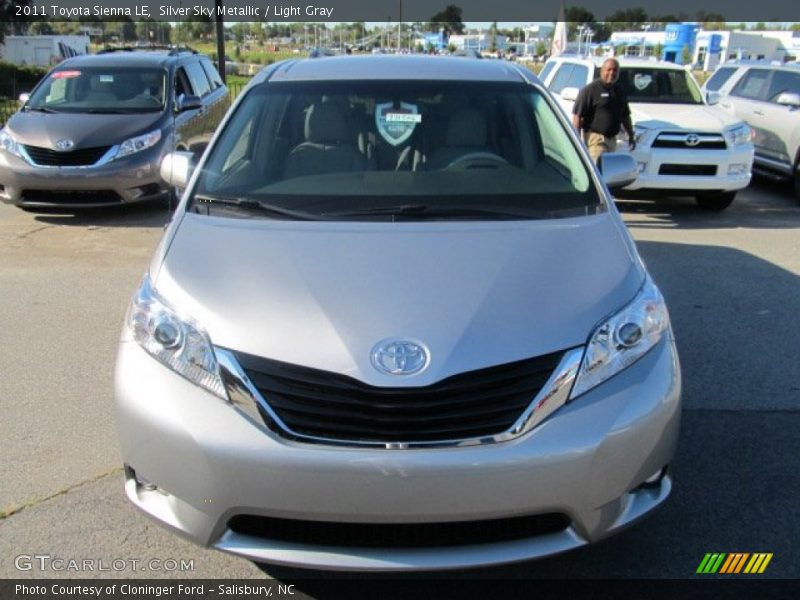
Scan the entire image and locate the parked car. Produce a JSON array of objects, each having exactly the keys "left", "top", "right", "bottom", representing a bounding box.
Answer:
[
  {"left": 116, "top": 55, "right": 681, "bottom": 571},
  {"left": 0, "top": 48, "right": 229, "bottom": 209},
  {"left": 707, "top": 63, "right": 800, "bottom": 199},
  {"left": 540, "top": 57, "right": 755, "bottom": 210}
]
